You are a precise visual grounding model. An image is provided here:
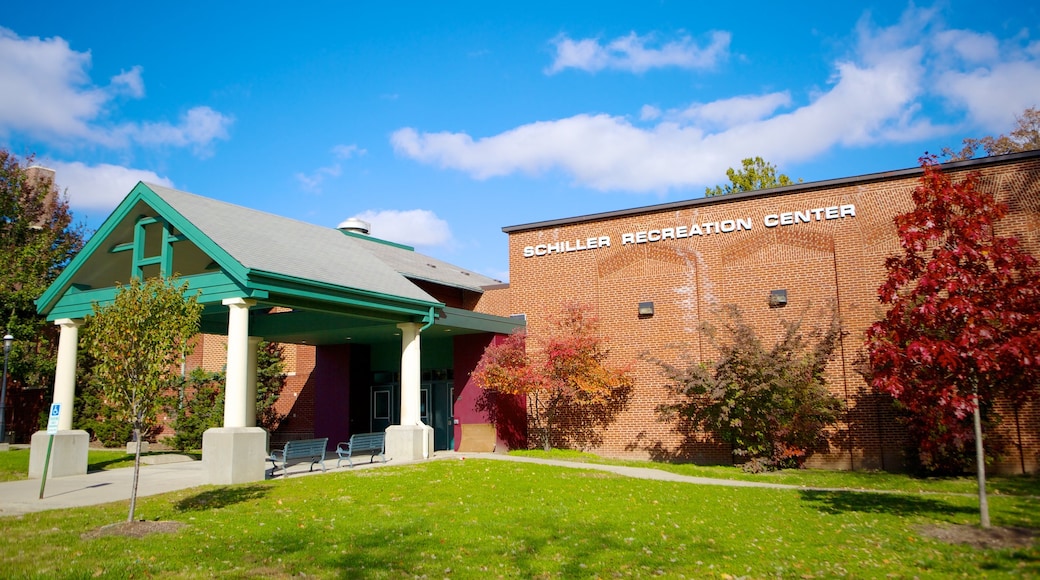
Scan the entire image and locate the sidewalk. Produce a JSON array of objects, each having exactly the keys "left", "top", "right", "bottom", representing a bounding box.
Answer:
[{"left": 0, "top": 451, "right": 806, "bottom": 518}]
